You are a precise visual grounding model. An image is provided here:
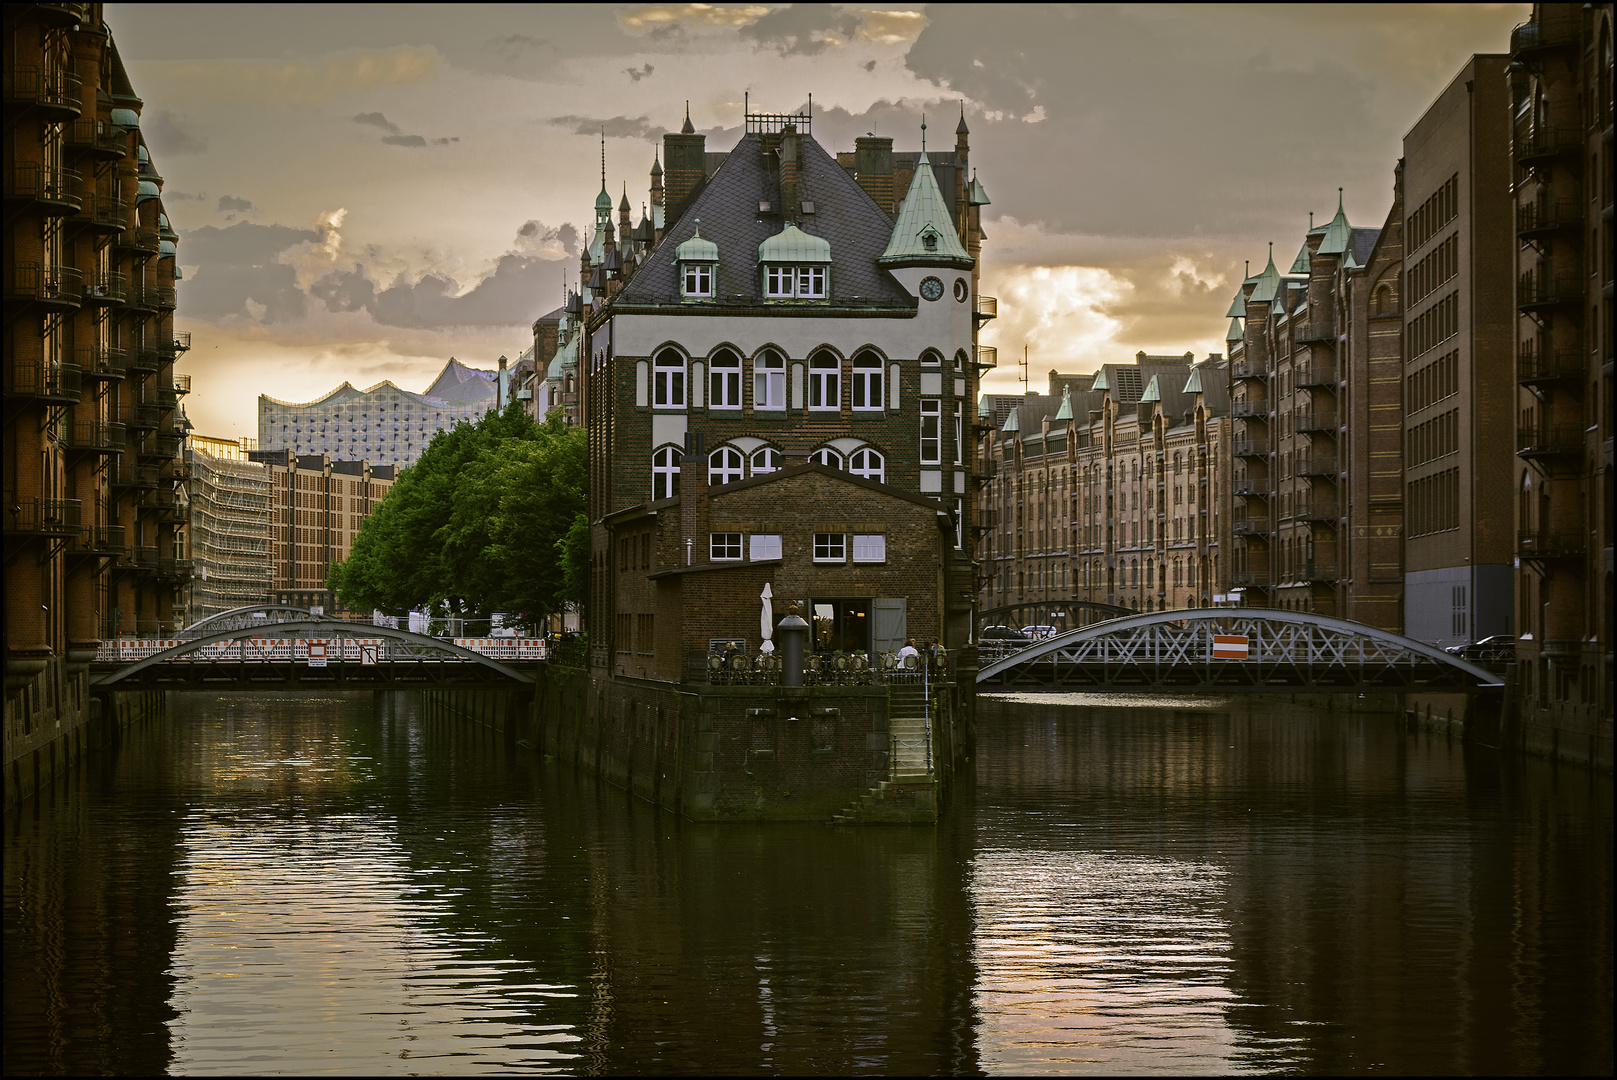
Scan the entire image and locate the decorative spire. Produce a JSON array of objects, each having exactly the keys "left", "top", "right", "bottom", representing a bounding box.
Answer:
[
  {"left": 920, "top": 115, "right": 926, "bottom": 153},
  {"left": 957, "top": 101, "right": 969, "bottom": 135},
  {"left": 681, "top": 100, "right": 694, "bottom": 134},
  {"left": 651, "top": 147, "right": 662, "bottom": 177},
  {"left": 620, "top": 182, "right": 630, "bottom": 212}
]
